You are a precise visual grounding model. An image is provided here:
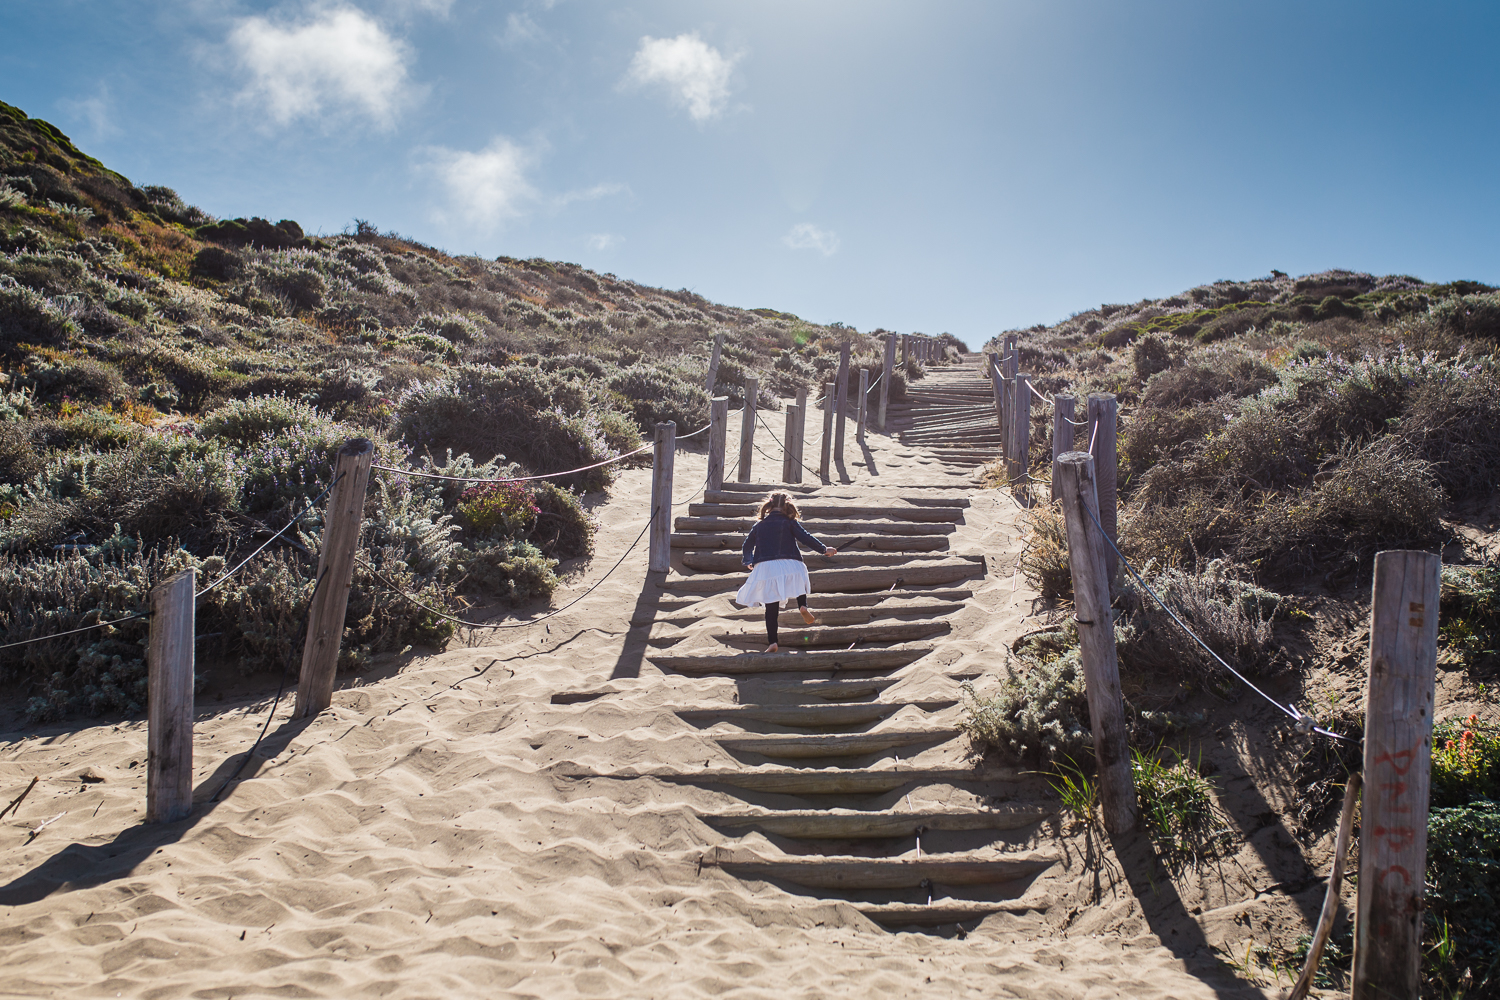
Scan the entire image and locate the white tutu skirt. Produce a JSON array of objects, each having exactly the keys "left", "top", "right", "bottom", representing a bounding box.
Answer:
[{"left": 735, "top": 558, "right": 812, "bottom": 609}]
